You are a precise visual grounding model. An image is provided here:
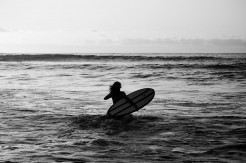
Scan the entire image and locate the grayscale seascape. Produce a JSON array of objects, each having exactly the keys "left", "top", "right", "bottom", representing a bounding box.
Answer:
[{"left": 0, "top": 53, "right": 245, "bottom": 162}]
